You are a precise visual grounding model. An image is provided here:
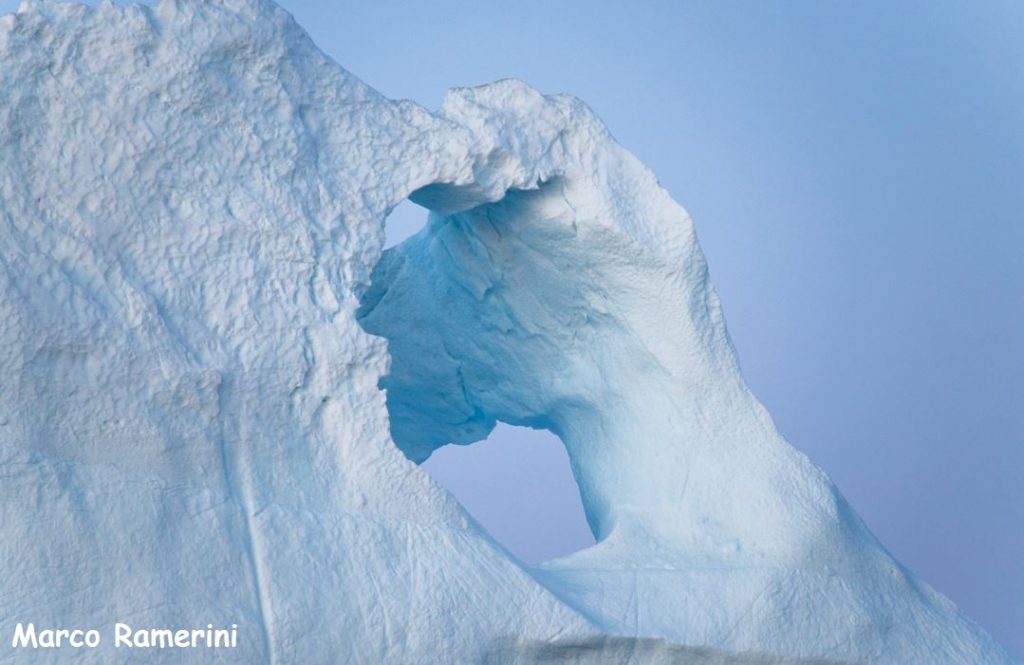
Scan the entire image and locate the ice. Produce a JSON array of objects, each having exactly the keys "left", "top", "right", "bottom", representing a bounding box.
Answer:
[{"left": 0, "top": 0, "right": 1015, "bottom": 663}]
